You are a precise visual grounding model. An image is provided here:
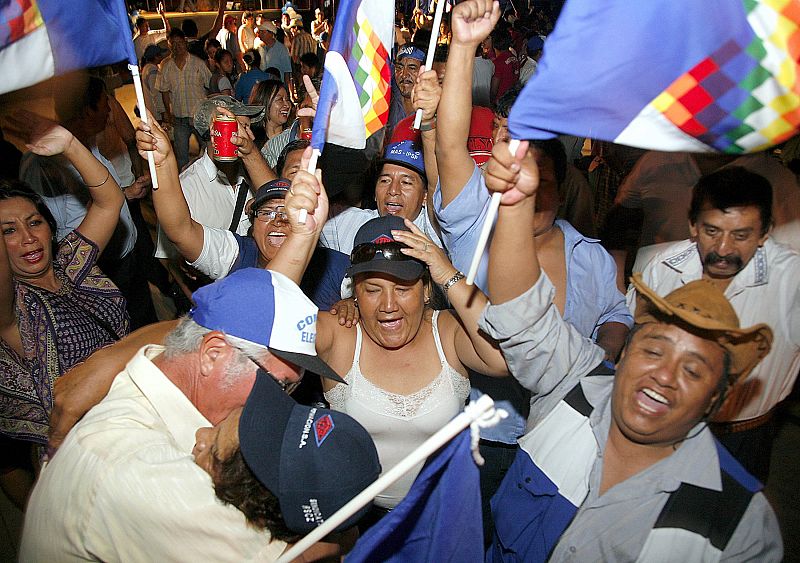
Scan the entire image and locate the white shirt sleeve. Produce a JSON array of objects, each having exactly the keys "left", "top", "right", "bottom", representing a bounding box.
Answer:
[{"left": 190, "top": 225, "right": 240, "bottom": 279}]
